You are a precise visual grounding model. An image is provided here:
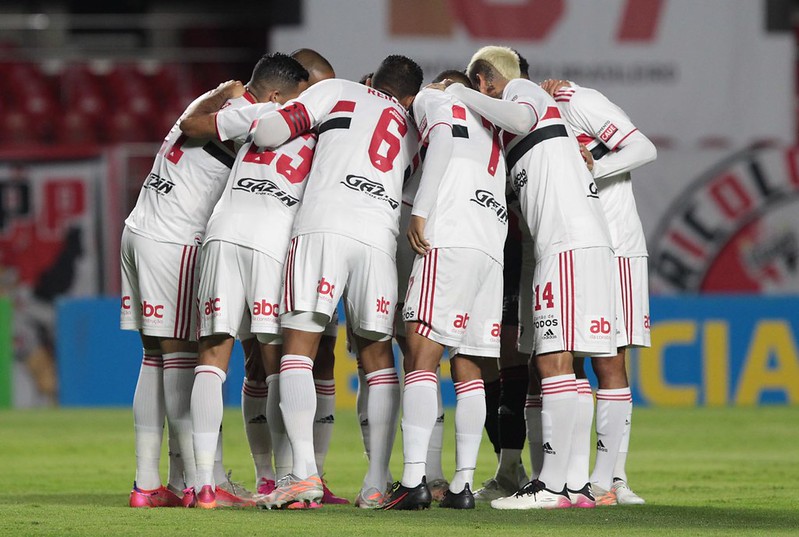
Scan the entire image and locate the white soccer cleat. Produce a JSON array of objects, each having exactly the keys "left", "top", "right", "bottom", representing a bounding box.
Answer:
[
  {"left": 612, "top": 479, "right": 645, "bottom": 505},
  {"left": 490, "top": 479, "right": 571, "bottom": 510},
  {"left": 567, "top": 483, "right": 596, "bottom": 508},
  {"left": 473, "top": 476, "right": 518, "bottom": 502}
]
